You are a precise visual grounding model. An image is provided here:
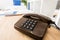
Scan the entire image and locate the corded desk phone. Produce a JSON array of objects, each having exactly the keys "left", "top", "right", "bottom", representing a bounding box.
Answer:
[{"left": 14, "top": 14, "right": 60, "bottom": 40}]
